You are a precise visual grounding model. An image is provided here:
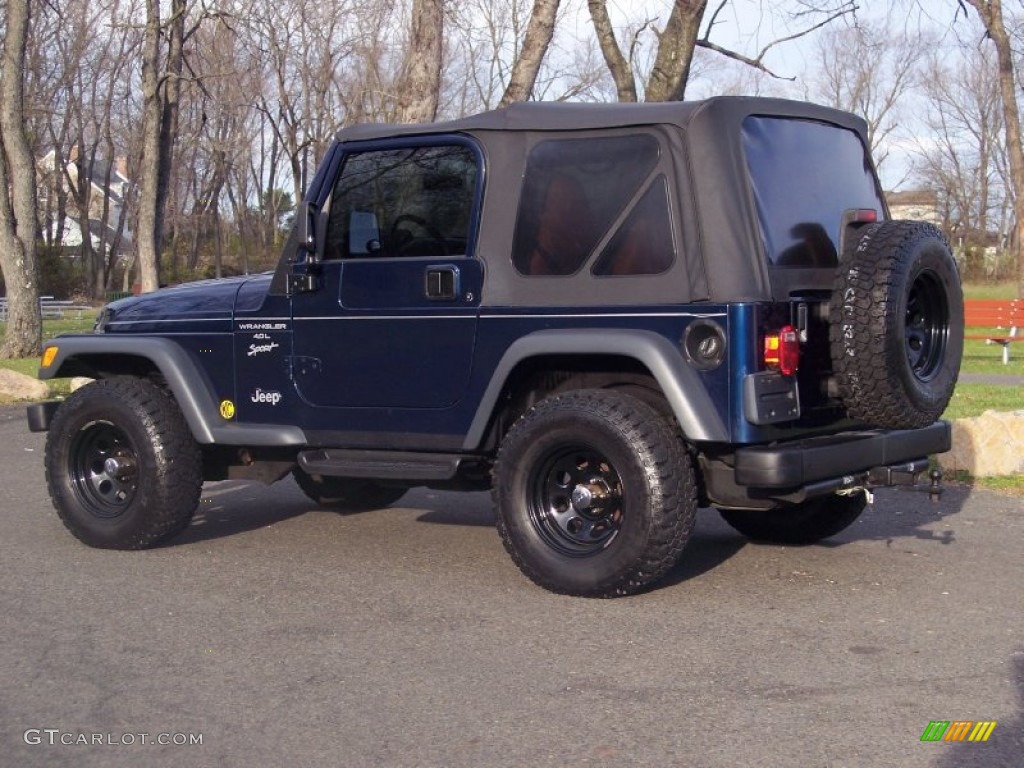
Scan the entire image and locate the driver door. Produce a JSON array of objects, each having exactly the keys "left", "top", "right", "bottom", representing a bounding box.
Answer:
[{"left": 291, "top": 139, "right": 483, "bottom": 410}]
